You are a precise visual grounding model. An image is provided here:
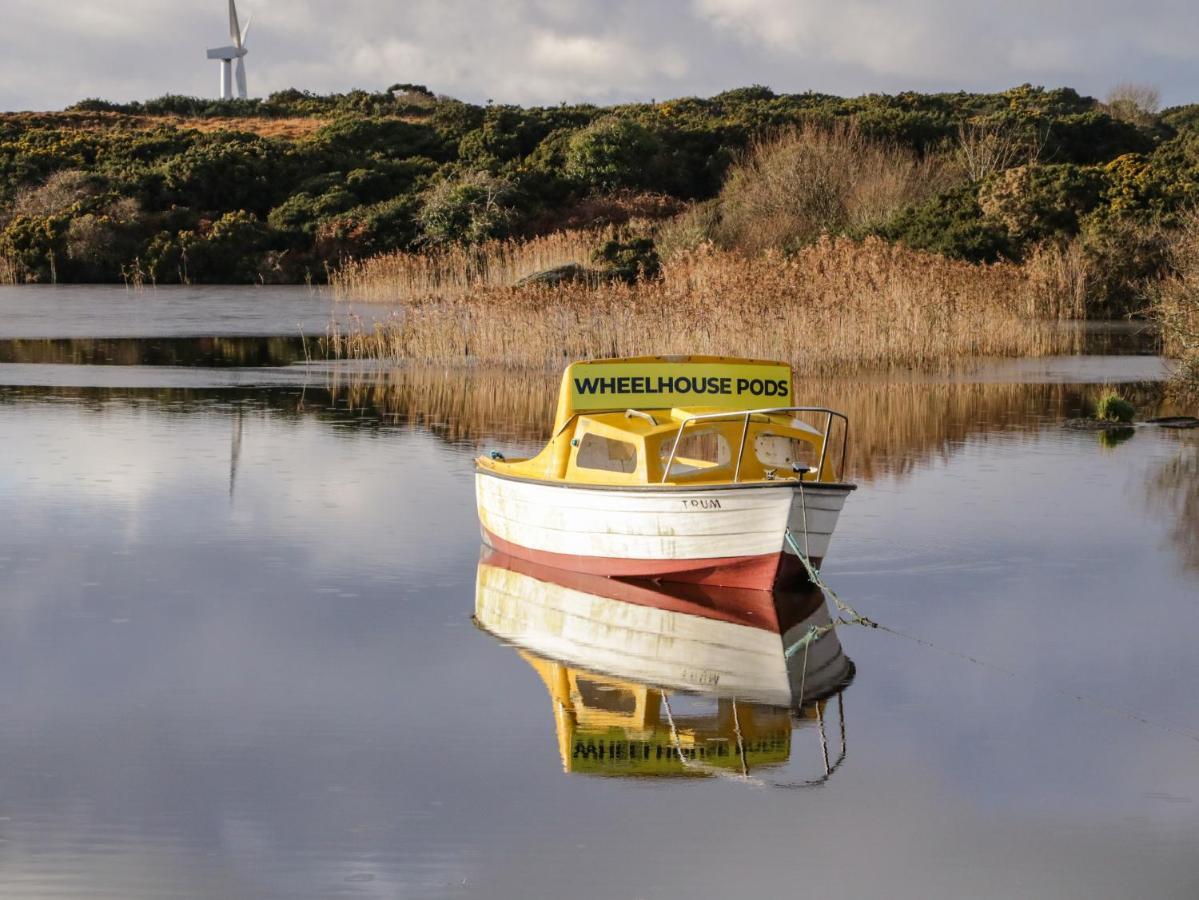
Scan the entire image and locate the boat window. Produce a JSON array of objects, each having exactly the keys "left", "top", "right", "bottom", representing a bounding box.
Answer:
[
  {"left": 575, "top": 432, "right": 639, "bottom": 474},
  {"left": 659, "top": 429, "right": 732, "bottom": 475},
  {"left": 755, "top": 432, "right": 816, "bottom": 470}
]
